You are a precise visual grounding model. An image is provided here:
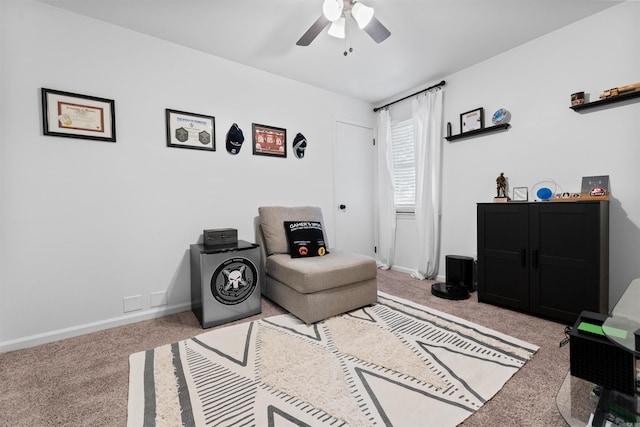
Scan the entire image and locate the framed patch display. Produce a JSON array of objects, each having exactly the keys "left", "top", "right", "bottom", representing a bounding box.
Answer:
[{"left": 166, "top": 109, "right": 215, "bottom": 151}]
